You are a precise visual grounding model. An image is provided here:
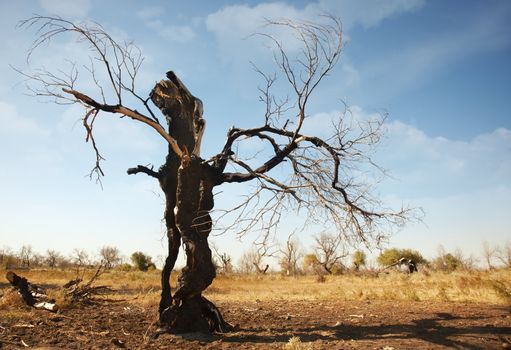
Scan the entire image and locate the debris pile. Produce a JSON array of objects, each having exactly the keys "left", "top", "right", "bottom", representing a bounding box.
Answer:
[{"left": 3, "top": 265, "right": 112, "bottom": 311}]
